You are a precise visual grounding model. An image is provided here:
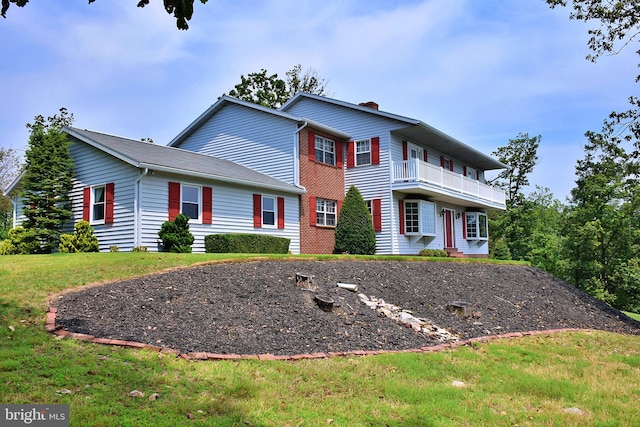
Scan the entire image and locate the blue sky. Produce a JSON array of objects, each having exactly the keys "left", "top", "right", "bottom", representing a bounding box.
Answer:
[{"left": 1, "top": 0, "right": 637, "bottom": 201}]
